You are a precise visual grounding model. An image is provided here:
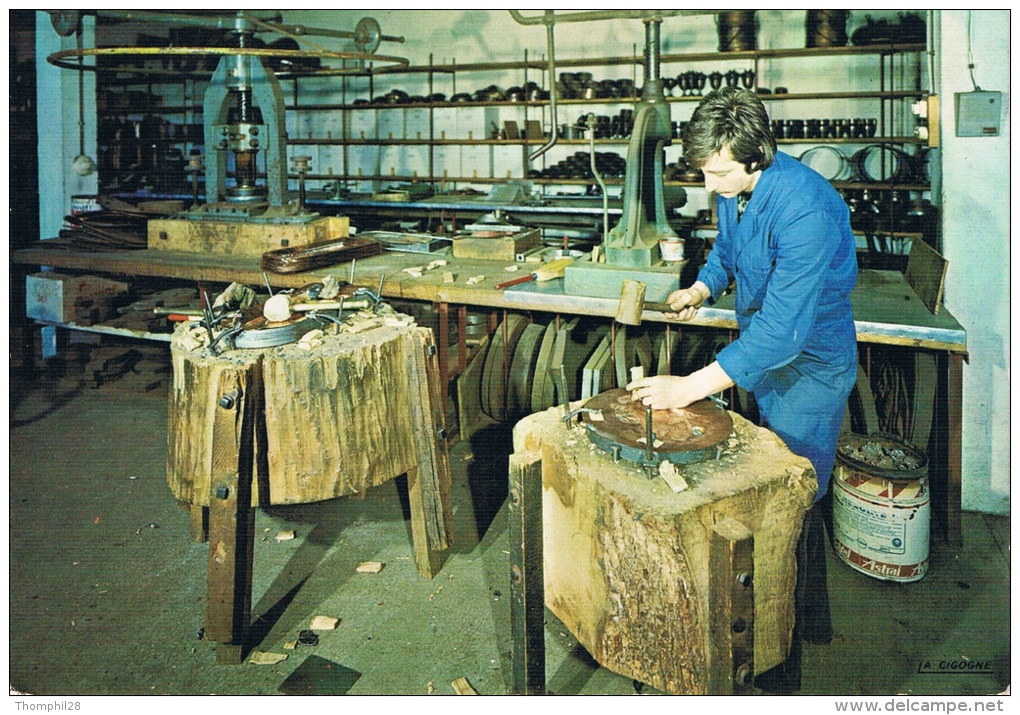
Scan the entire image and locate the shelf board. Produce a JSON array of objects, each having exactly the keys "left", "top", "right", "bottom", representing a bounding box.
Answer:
[
  {"left": 93, "top": 42, "right": 926, "bottom": 84},
  {"left": 286, "top": 136, "right": 922, "bottom": 147},
  {"left": 281, "top": 89, "right": 921, "bottom": 113},
  {"left": 103, "top": 93, "right": 921, "bottom": 117},
  {"left": 366, "top": 43, "right": 926, "bottom": 75},
  {"left": 778, "top": 137, "right": 925, "bottom": 145},
  {"left": 97, "top": 167, "right": 929, "bottom": 194},
  {"left": 692, "top": 224, "right": 923, "bottom": 238},
  {"left": 287, "top": 137, "right": 632, "bottom": 147}
]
